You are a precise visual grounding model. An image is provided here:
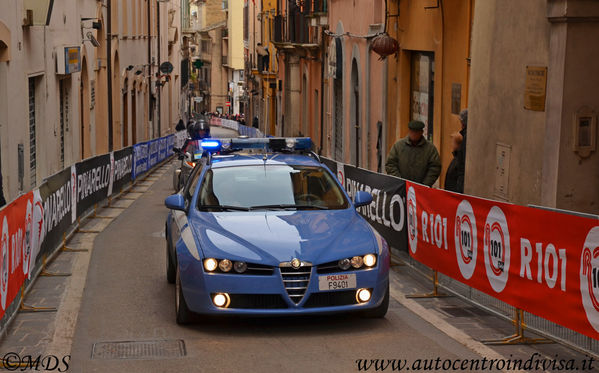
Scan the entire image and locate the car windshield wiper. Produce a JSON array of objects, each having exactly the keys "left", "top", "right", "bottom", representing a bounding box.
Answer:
[
  {"left": 249, "top": 204, "right": 329, "bottom": 210},
  {"left": 198, "top": 205, "right": 251, "bottom": 211}
]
